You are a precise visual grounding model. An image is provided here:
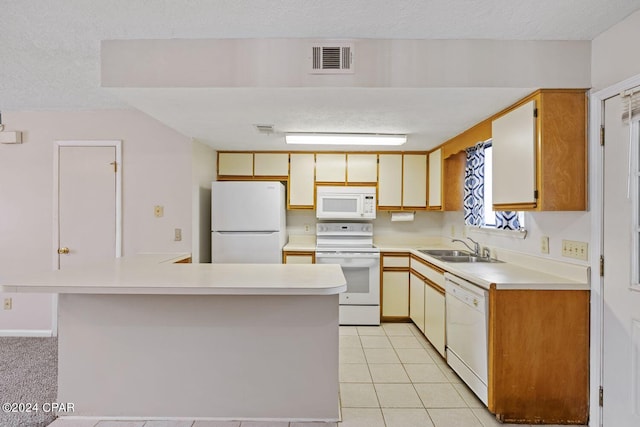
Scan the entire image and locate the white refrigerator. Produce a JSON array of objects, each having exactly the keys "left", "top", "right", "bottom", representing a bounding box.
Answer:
[{"left": 211, "top": 181, "right": 287, "bottom": 263}]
